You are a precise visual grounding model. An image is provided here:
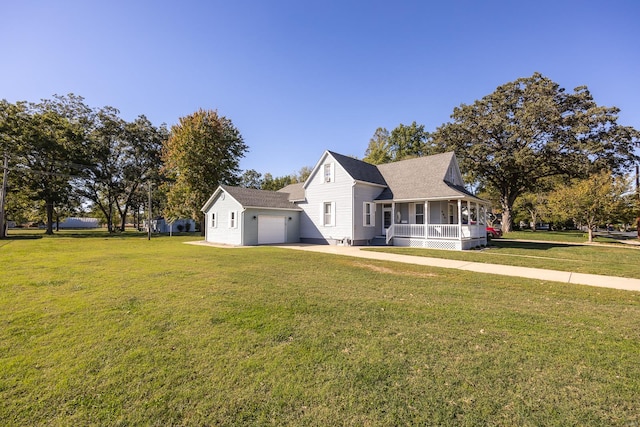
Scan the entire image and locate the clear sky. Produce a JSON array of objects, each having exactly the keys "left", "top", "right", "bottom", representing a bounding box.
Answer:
[{"left": 2, "top": 0, "right": 639, "bottom": 177}]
